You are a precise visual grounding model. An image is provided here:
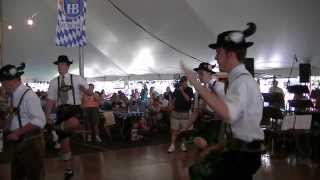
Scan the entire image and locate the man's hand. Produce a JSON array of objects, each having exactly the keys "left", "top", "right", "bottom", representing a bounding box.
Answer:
[
  {"left": 180, "top": 61, "right": 198, "bottom": 84},
  {"left": 199, "top": 147, "right": 211, "bottom": 159},
  {"left": 7, "top": 131, "right": 21, "bottom": 141},
  {"left": 46, "top": 116, "right": 54, "bottom": 126},
  {"left": 179, "top": 85, "right": 184, "bottom": 92}
]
